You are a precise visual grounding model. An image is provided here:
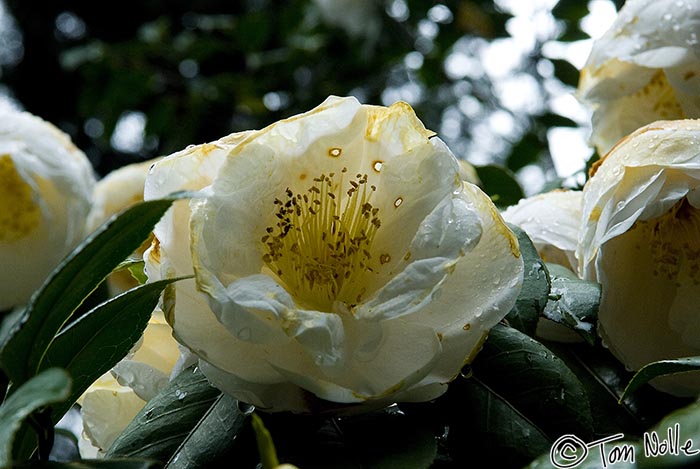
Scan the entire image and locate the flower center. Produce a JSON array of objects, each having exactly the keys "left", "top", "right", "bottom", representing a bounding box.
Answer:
[
  {"left": 647, "top": 197, "right": 700, "bottom": 284},
  {"left": 0, "top": 154, "right": 41, "bottom": 243},
  {"left": 261, "top": 169, "right": 382, "bottom": 310}
]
